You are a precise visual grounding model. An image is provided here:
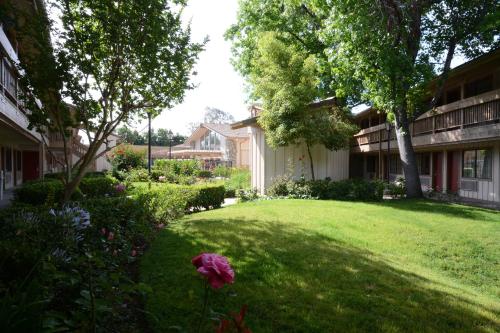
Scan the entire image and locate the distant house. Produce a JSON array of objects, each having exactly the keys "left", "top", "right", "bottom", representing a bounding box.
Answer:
[
  {"left": 152, "top": 123, "right": 249, "bottom": 169},
  {"left": 234, "top": 48, "right": 500, "bottom": 206},
  {"left": 232, "top": 100, "right": 350, "bottom": 193}
]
